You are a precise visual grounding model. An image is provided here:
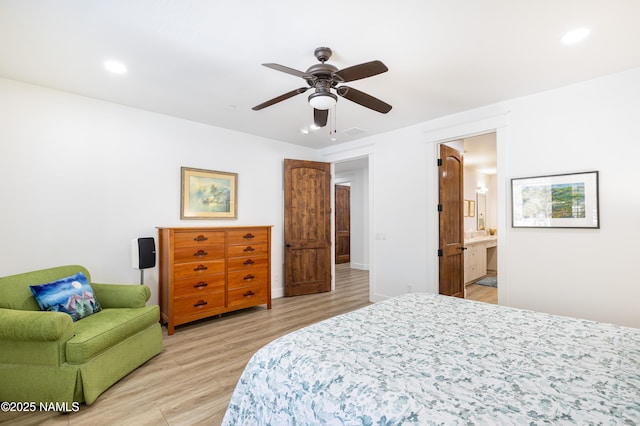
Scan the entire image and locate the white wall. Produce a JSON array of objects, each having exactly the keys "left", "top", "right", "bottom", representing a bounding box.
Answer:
[
  {"left": 0, "top": 78, "right": 320, "bottom": 304},
  {"left": 322, "top": 67, "right": 640, "bottom": 328},
  {"left": 500, "top": 67, "right": 640, "bottom": 328}
]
